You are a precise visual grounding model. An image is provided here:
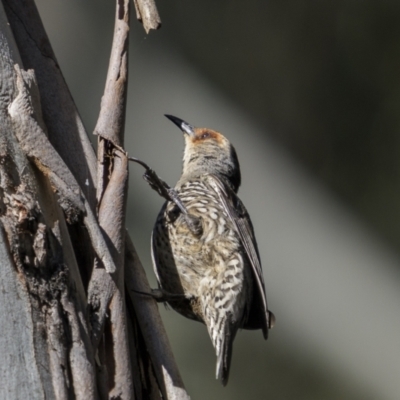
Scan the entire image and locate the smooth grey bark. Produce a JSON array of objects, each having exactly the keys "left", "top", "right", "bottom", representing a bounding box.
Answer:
[{"left": 0, "top": 224, "right": 47, "bottom": 399}]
